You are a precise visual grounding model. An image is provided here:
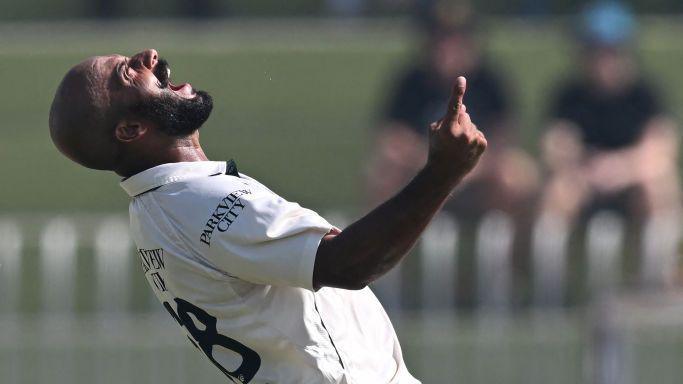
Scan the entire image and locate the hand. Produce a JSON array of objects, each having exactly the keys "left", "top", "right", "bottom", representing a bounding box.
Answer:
[{"left": 426, "top": 76, "right": 487, "bottom": 185}]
